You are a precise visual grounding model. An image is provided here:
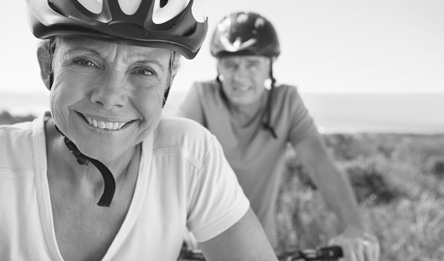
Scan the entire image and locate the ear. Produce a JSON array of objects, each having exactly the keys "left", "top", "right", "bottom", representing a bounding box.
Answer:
[{"left": 36, "top": 41, "right": 53, "bottom": 90}]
